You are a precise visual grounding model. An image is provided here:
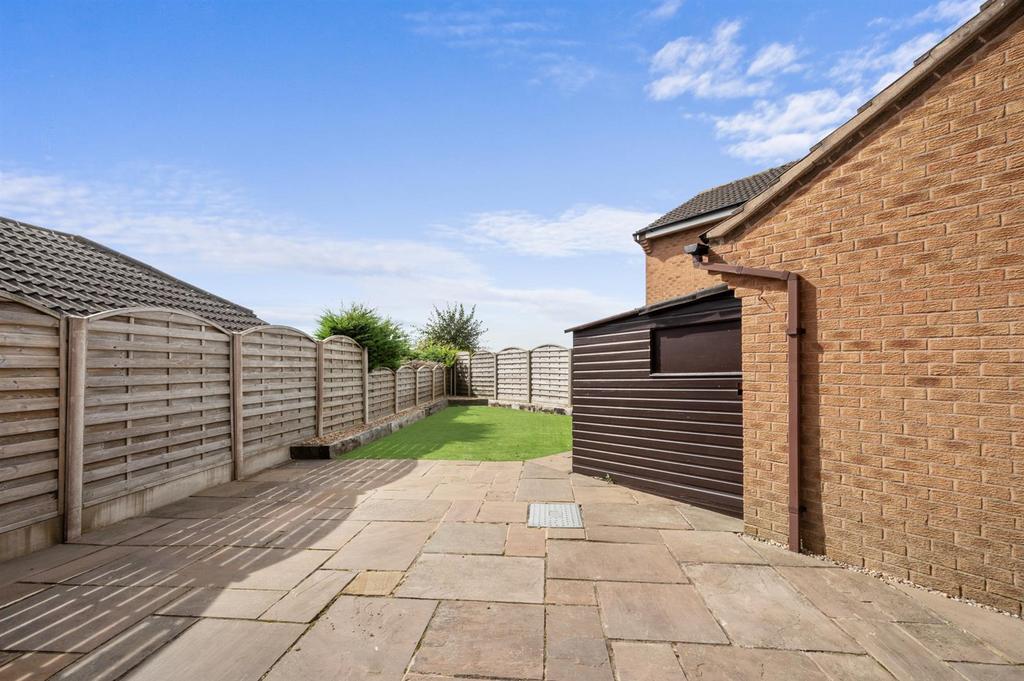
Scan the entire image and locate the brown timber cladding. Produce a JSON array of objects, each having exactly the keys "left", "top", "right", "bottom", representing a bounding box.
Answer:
[{"left": 571, "top": 291, "right": 743, "bottom": 516}]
